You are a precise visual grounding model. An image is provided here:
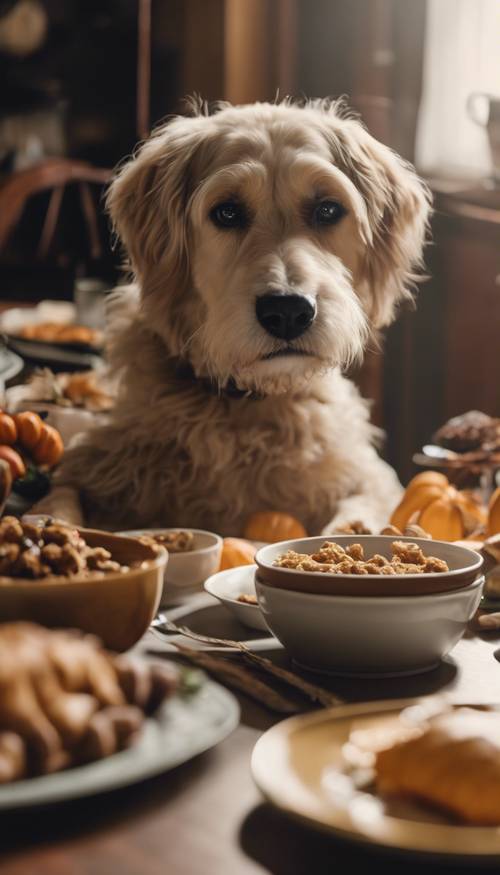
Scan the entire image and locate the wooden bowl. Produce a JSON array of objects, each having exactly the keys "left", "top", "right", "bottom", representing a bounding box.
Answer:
[
  {"left": 255, "top": 535, "right": 483, "bottom": 597},
  {"left": 0, "top": 529, "right": 166, "bottom": 651}
]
